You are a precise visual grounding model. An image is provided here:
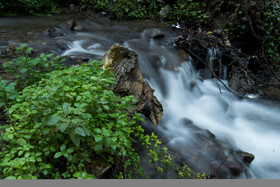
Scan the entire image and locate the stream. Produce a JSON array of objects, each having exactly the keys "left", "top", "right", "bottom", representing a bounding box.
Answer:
[{"left": 1, "top": 15, "right": 280, "bottom": 179}]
